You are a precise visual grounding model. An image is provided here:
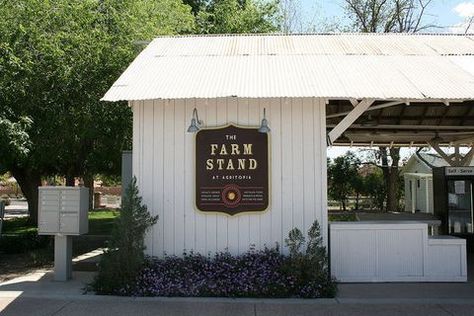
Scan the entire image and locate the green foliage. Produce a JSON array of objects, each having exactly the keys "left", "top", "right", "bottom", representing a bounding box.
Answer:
[
  {"left": 0, "top": 117, "right": 32, "bottom": 173},
  {"left": 0, "top": 232, "right": 51, "bottom": 254},
  {"left": 0, "top": 0, "right": 195, "bottom": 222},
  {"left": 364, "top": 168, "right": 386, "bottom": 210},
  {"left": 95, "top": 174, "right": 121, "bottom": 187},
  {"left": 328, "top": 152, "right": 360, "bottom": 211},
  {"left": 196, "top": 0, "right": 280, "bottom": 33},
  {"left": 92, "top": 177, "right": 158, "bottom": 294},
  {"left": 283, "top": 220, "right": 337, "bottom": 298}
]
